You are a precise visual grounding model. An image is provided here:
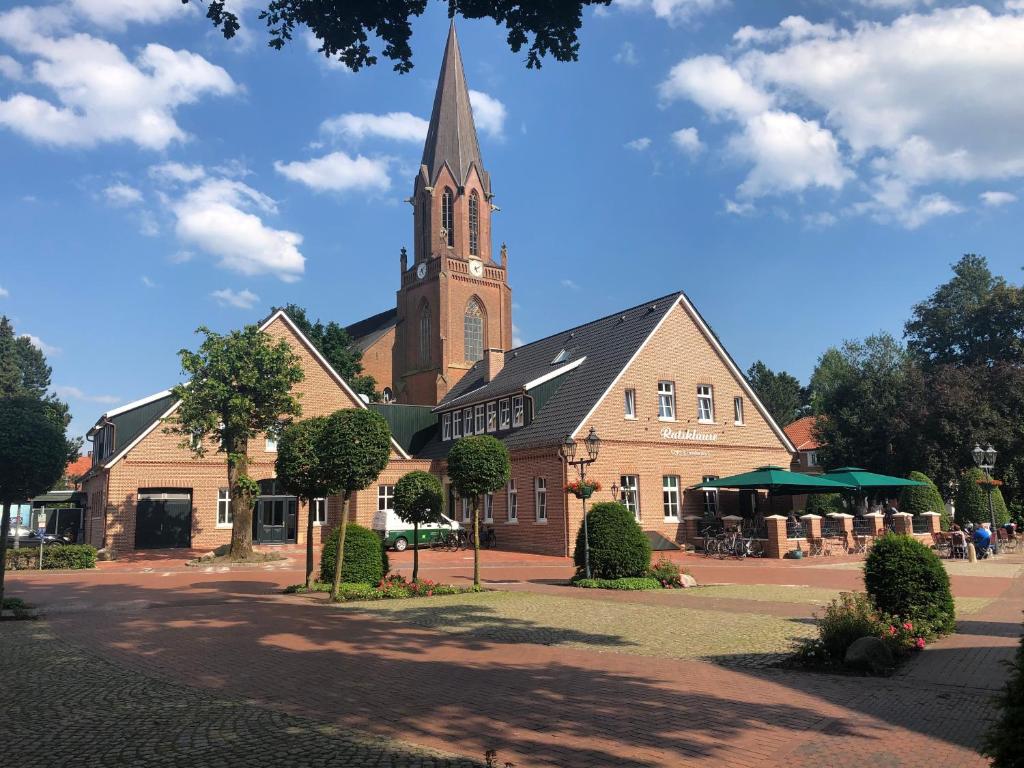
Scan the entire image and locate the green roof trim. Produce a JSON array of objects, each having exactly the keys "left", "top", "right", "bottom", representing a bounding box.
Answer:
[
  {"left": 370, "top": 403, "right": 438, "bottom": 456},
  {"left": 108, "top": 393, "right": 177, "bottom": 459}
]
